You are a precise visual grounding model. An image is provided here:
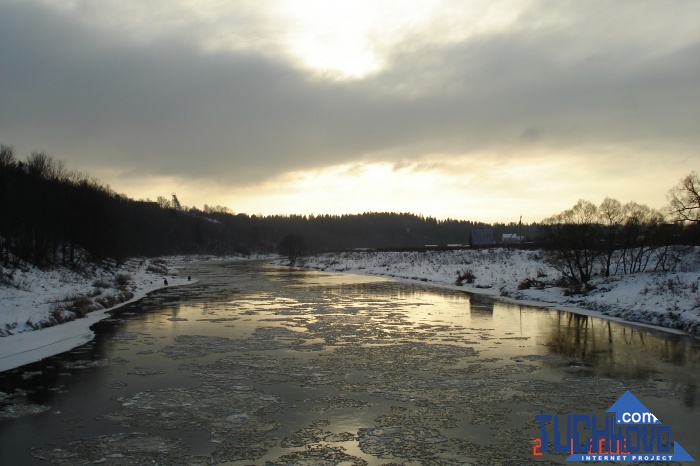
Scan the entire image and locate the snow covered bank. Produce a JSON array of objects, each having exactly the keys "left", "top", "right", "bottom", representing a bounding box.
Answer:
[
  {"left": 0, "top": 257, "right": 196, "bottom": 372},
  {"left": 294, "top": 247, "right": 700, "bottom": 337},
  {"left": 3, "top": 248, "right": 698, "bottom": 373}
]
